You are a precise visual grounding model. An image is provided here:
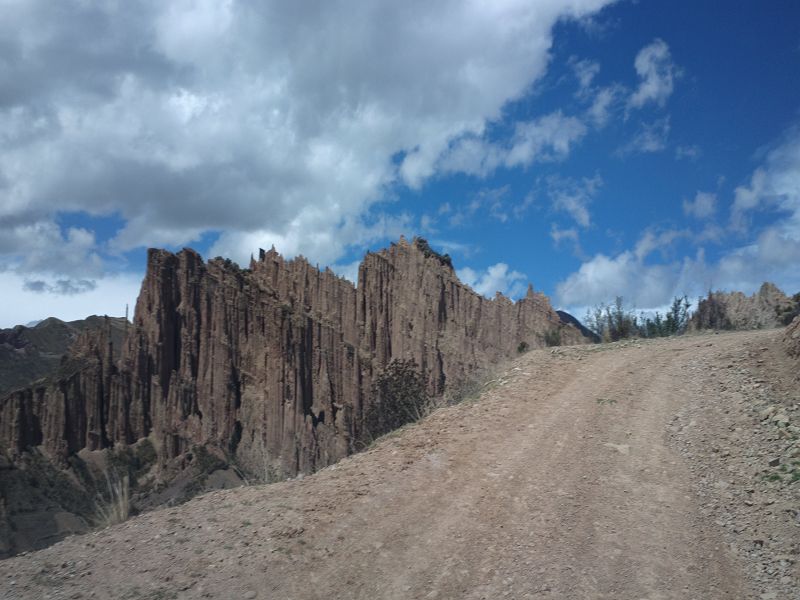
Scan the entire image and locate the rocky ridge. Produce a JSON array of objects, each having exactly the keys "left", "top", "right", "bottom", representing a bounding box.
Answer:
[
  {"left": 692, "top": 283, "right": 798, "bottom": 331},
  {"left": 0, "top": 316, "right": 127, "bottom": 397},
  {"left": 1, "top": 237, "right": 586, "bottom": 500}
]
